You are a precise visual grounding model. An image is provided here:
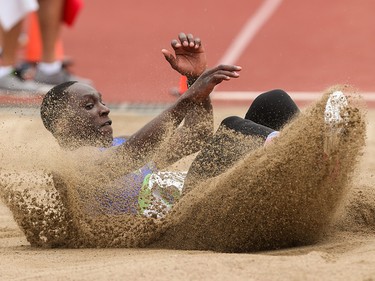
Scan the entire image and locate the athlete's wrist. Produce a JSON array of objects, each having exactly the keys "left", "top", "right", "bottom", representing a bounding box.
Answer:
[{"left": 186, "top": 76, "right": 198, "bottom": 88}]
